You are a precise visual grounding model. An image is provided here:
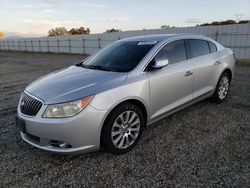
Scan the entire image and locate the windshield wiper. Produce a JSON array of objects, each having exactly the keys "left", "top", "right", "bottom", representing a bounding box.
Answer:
[{"left": 78, "top": 64, "right": 114, "bottom": 72}]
